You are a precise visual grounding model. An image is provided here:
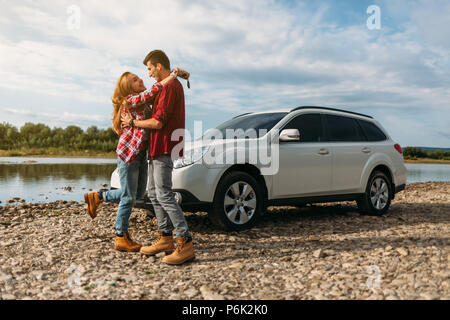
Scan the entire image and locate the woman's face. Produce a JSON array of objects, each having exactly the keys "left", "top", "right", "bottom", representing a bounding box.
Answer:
[{"left": 129, "top": 74, "right": 146, "bottom": 93}]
